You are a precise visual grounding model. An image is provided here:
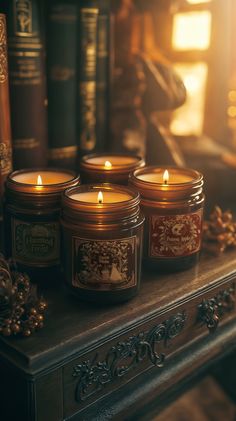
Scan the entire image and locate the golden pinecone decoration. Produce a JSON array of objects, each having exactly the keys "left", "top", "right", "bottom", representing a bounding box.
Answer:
[
  {"left": 0, "top": 254, "right": 47, "bottom": 337},
  {"left": 203, "top": 206, "right": 236, "bottom": 254}
]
